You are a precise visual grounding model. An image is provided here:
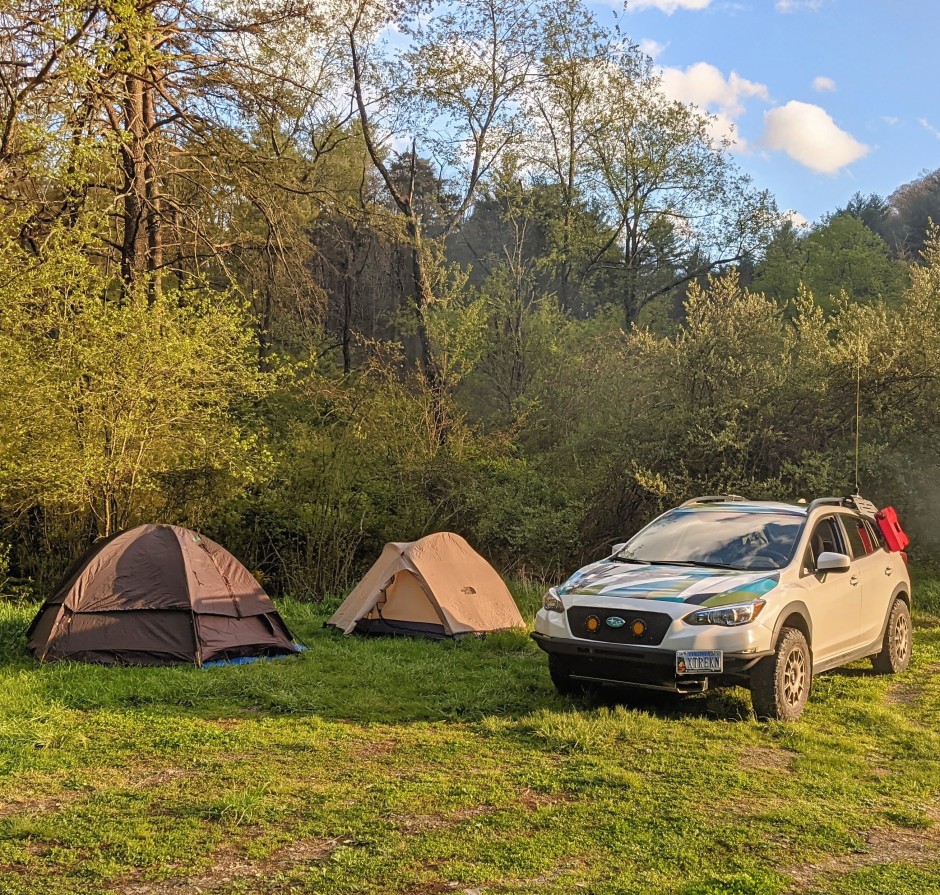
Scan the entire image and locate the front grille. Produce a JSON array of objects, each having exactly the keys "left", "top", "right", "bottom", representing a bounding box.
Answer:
[{"left": 566, "top": 606, "right": 673, "bottom": 646}]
